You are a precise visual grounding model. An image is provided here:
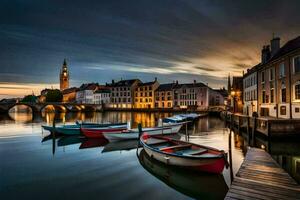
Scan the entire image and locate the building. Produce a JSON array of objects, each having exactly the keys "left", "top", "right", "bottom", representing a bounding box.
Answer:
[
  {"left": 209, "top": 88, "right": 227, "bottom": 106},
  {"left": 60, "top": 59, "right": 69, "bottom": 91},
  {"left": 62, "top": 87, "right": 79, "bottom": 103},
  {"left": 228, "top": 75, "right": 243, "bottom": 113},
  {"left": 173, "top": 80, "right": 209, "bottom": 110},
  {"left": 134, "top": 78, "right": 159, "bottom": 109},
  {"left": 243, "top": 64, "right": 259, "bottom": 116},
  {"left": 93, "top": 88, "right": 111, "bottom": 105},
  {"left": 109, "top": 79, "right": 141, "bottom": 108},
  {"left": 256, "top": 36, "right": 300, "bottom": 118},
  {"left": 76, "top": 83, "right": 99, "bottom": 104},
  {"left": 155, "top": 83, "right": 176, "bottom": 108}
]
